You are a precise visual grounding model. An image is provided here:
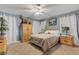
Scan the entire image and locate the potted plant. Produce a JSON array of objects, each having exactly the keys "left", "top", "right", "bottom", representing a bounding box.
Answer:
[
  {"left": 0, "top": 17, "right": 8, "bottom": 55},
  {"left": 61, "top": 27, "right": 70, "bottom": 35},
  {"left": 0, "top": 17, "right": 8, "bottom": 36}
]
